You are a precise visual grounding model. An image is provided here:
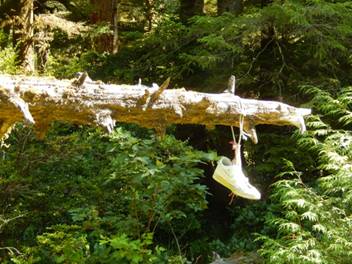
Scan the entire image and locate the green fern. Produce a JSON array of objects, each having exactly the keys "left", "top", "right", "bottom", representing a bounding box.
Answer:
[{"left": 258, "top": 84, "right": 352, "bottom": 263}]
